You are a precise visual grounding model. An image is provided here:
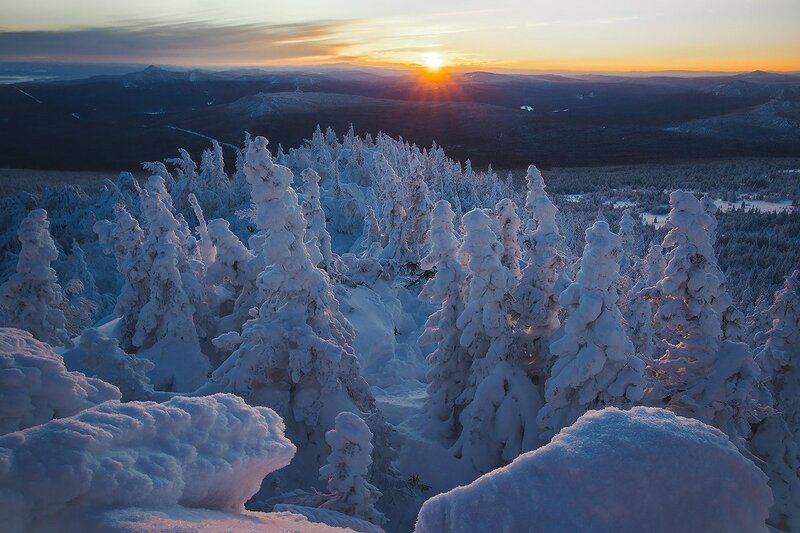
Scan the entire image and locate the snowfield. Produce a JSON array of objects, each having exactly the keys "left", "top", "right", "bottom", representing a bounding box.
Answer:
[{"left": 0, "top": 125, "right": 798, "bottom": 532}]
